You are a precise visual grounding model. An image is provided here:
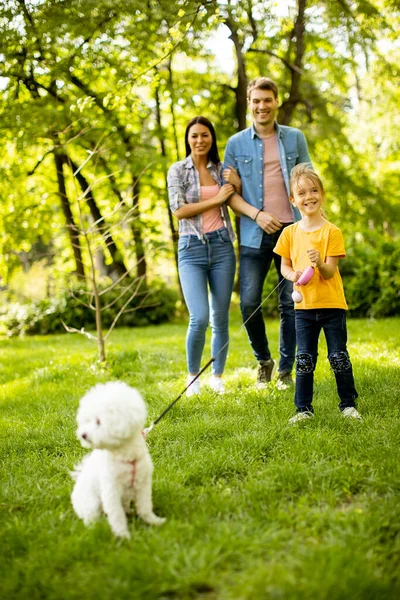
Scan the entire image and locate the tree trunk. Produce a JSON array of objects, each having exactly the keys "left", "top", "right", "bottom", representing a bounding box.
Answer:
[
  {"left": 84, "top": 229, "right": 106, "bottom": 363},
  {"left": 154, "top": 72, "right": 183, "bottom": 297},
  {"left": 67, "top": 157, "right": 128, "bottom": 279},
  {"left": 167, "top": 57, "right": 181, "bottom": 162},
  {"left": 53, "top": 151, "right": 85, "bottom": 279},
  {"left": 279, "top": 0, "right": 307, "bottom": 125},
  {"left": 68, "top": 74, "right": 147, "bottom": 280},
  {"left": 226, "top": 20, "right": 248, "bottom": 132},
  {"left": 131, "top": 175, "right": 147, "bottom": 281},
  {"left": 225, "top": 15, "right": 249, "bottom": 290}
]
